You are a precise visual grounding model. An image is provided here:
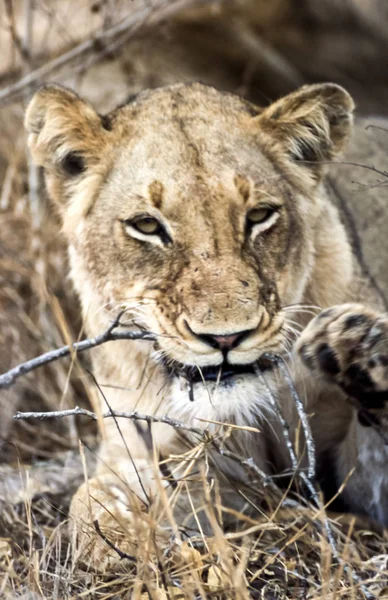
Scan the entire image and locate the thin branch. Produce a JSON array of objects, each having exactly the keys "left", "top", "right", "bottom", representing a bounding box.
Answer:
[
  {"left": 254, "top": 363, "right": 299, "bottom": 473},
  {"left": 13, "top": 405, "right": 203, "bottom": 436},
  {"left": 299, "top": 157, "right": 388, "bottom": 182},
  {"left": 0, "top": 0, "right": 218, "bottom": 106},
  {"left": 22, "top": 0, "right": 34, "bottom": 65},
  {"left": 4, "top": 0, "right": 27, "bottom": 63},
  {"left": 93, "top": 519, "right": 136, "bottom": 561},
  {"left": 273, "top": 356, "right": 316, "bottom": 479},
  {"left": 0, "top": 5, "right": 147, "bottom": 102},
  {"left": 0, "top": 159, "right": 17, "bottom": 210},
  {"left": 211, "top": 441, "right": 301, "bottom": 509},
  {"left": 0, "top": 313, "right": 156, "bottom": 390},
  {"left": 22, "top": 0, "right": 42, "bottom": 232},
  {"left": 255, "top": 360, "right": 336, "bottom": 540},
  {"left": 260, "top": 356, "right": 336, "bottom": 546},
  {"left": 88, "top": 369, "right": 151, "bottom": 506},
  {"left": 330, "top": 161, "right": 388, "bottom": 180},
  {"left": 258, "top": 354, "right": 374, "bottom": 600},
  {"left": 13, "top": 405, "right": 300, "bottom": 512},
  {"left": 351, "top": 179, "right": 388, "bottom": 190},
  {"left": 365, "top": 124, "right": 388, "bottom": 134}
]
